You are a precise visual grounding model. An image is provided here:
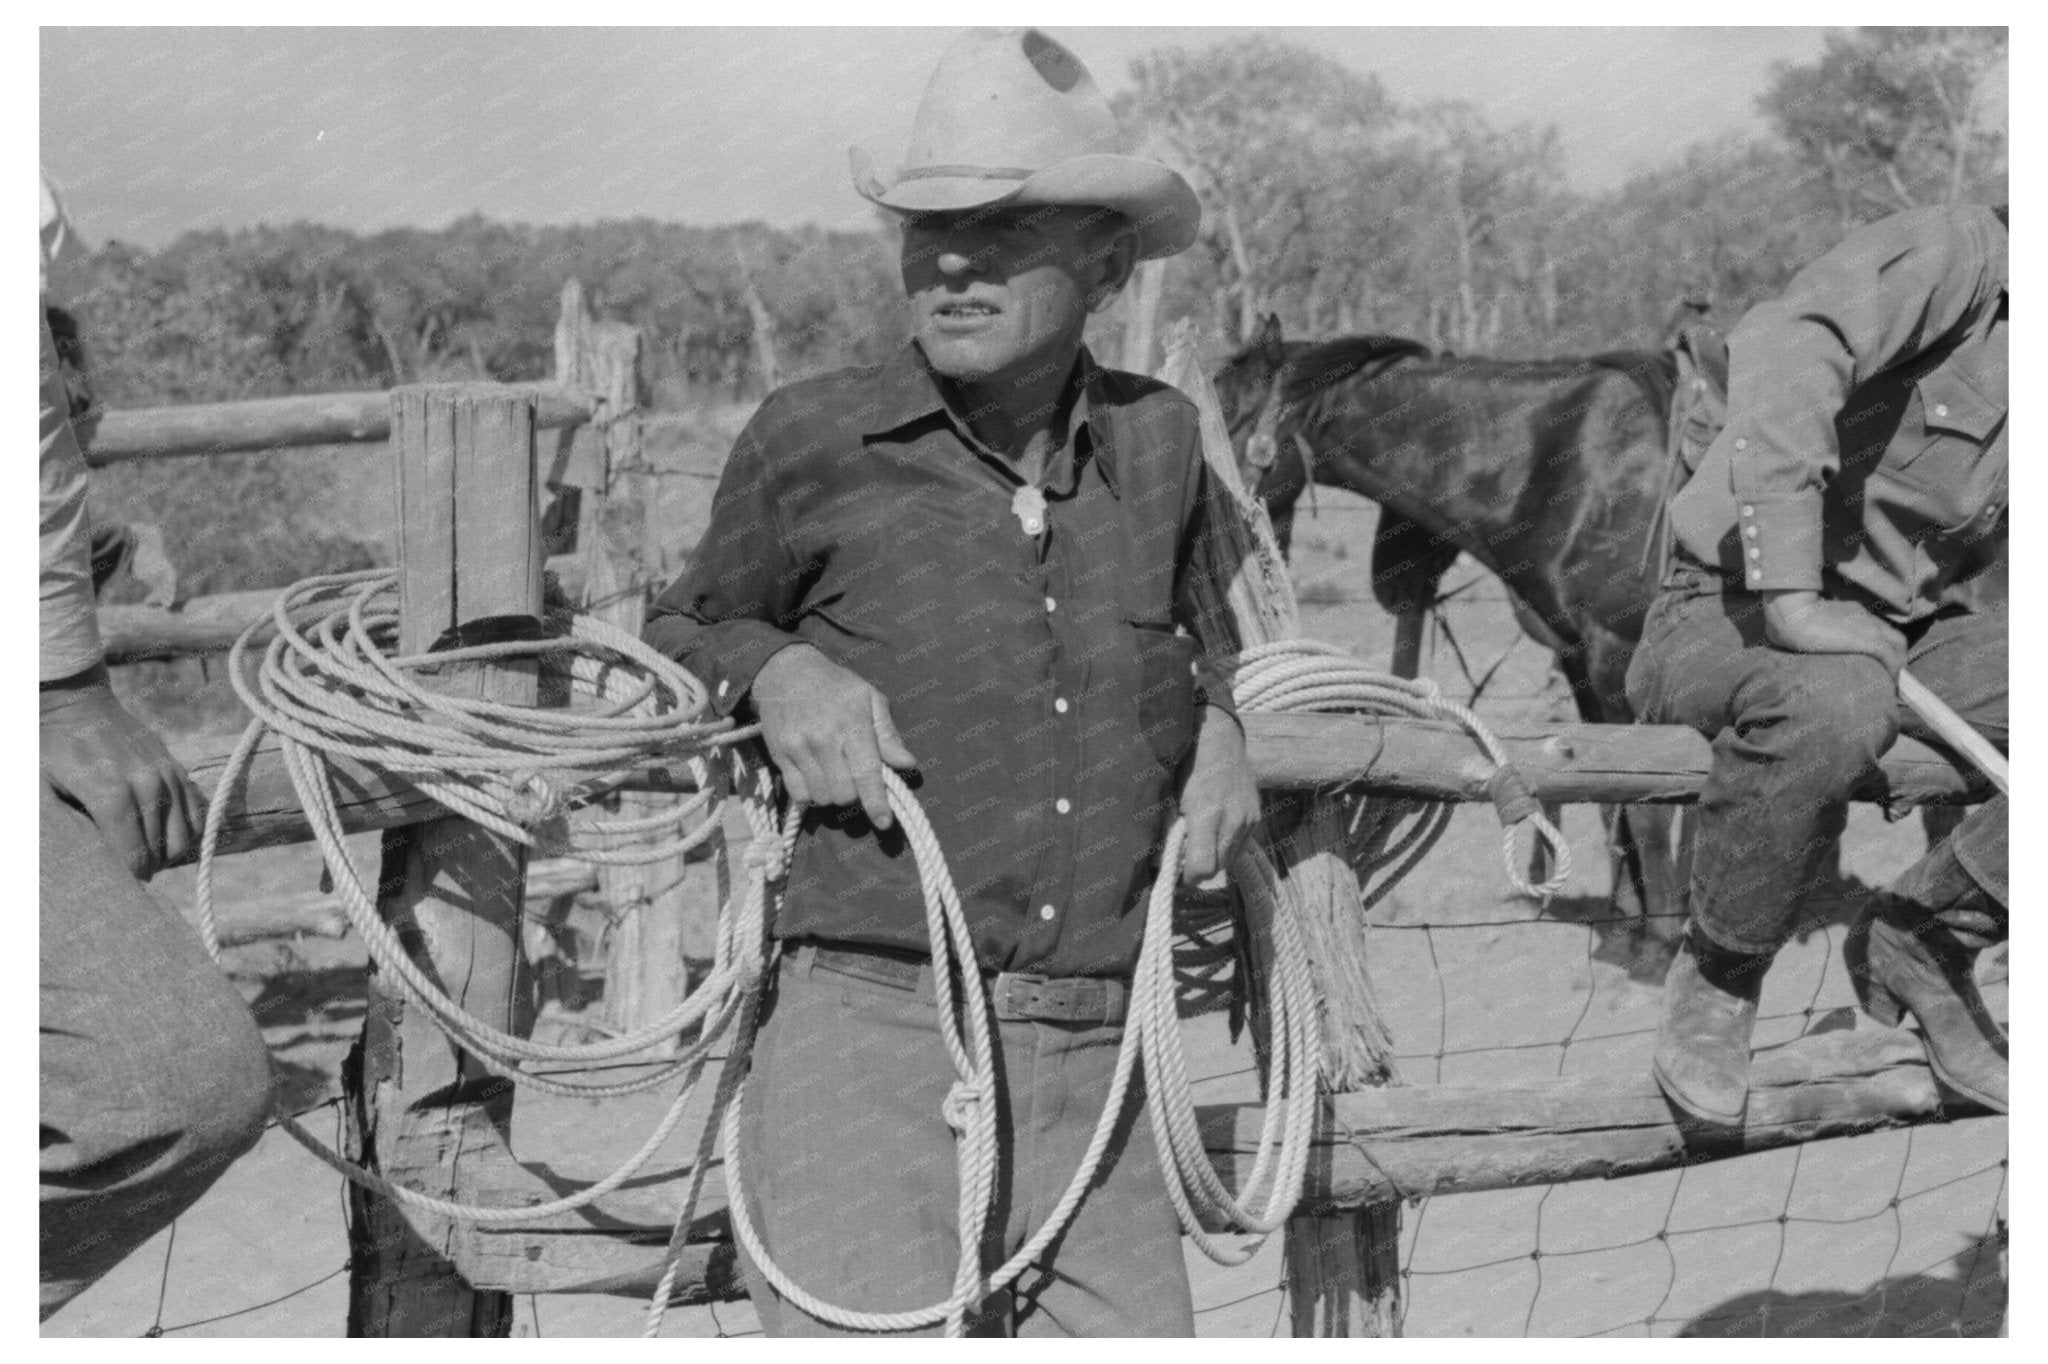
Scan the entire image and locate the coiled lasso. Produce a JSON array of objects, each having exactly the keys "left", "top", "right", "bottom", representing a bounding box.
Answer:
[{"left": 192, "top": 569, "right": 1561, "bottom": 1336}]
